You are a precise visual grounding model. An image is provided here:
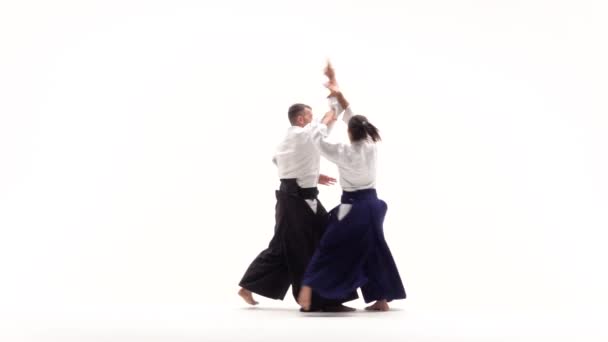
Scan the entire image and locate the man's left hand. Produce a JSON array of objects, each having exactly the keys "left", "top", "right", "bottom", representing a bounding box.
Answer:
[{"left": 318, "top": 174, "right": 337, "bottom": 186}]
